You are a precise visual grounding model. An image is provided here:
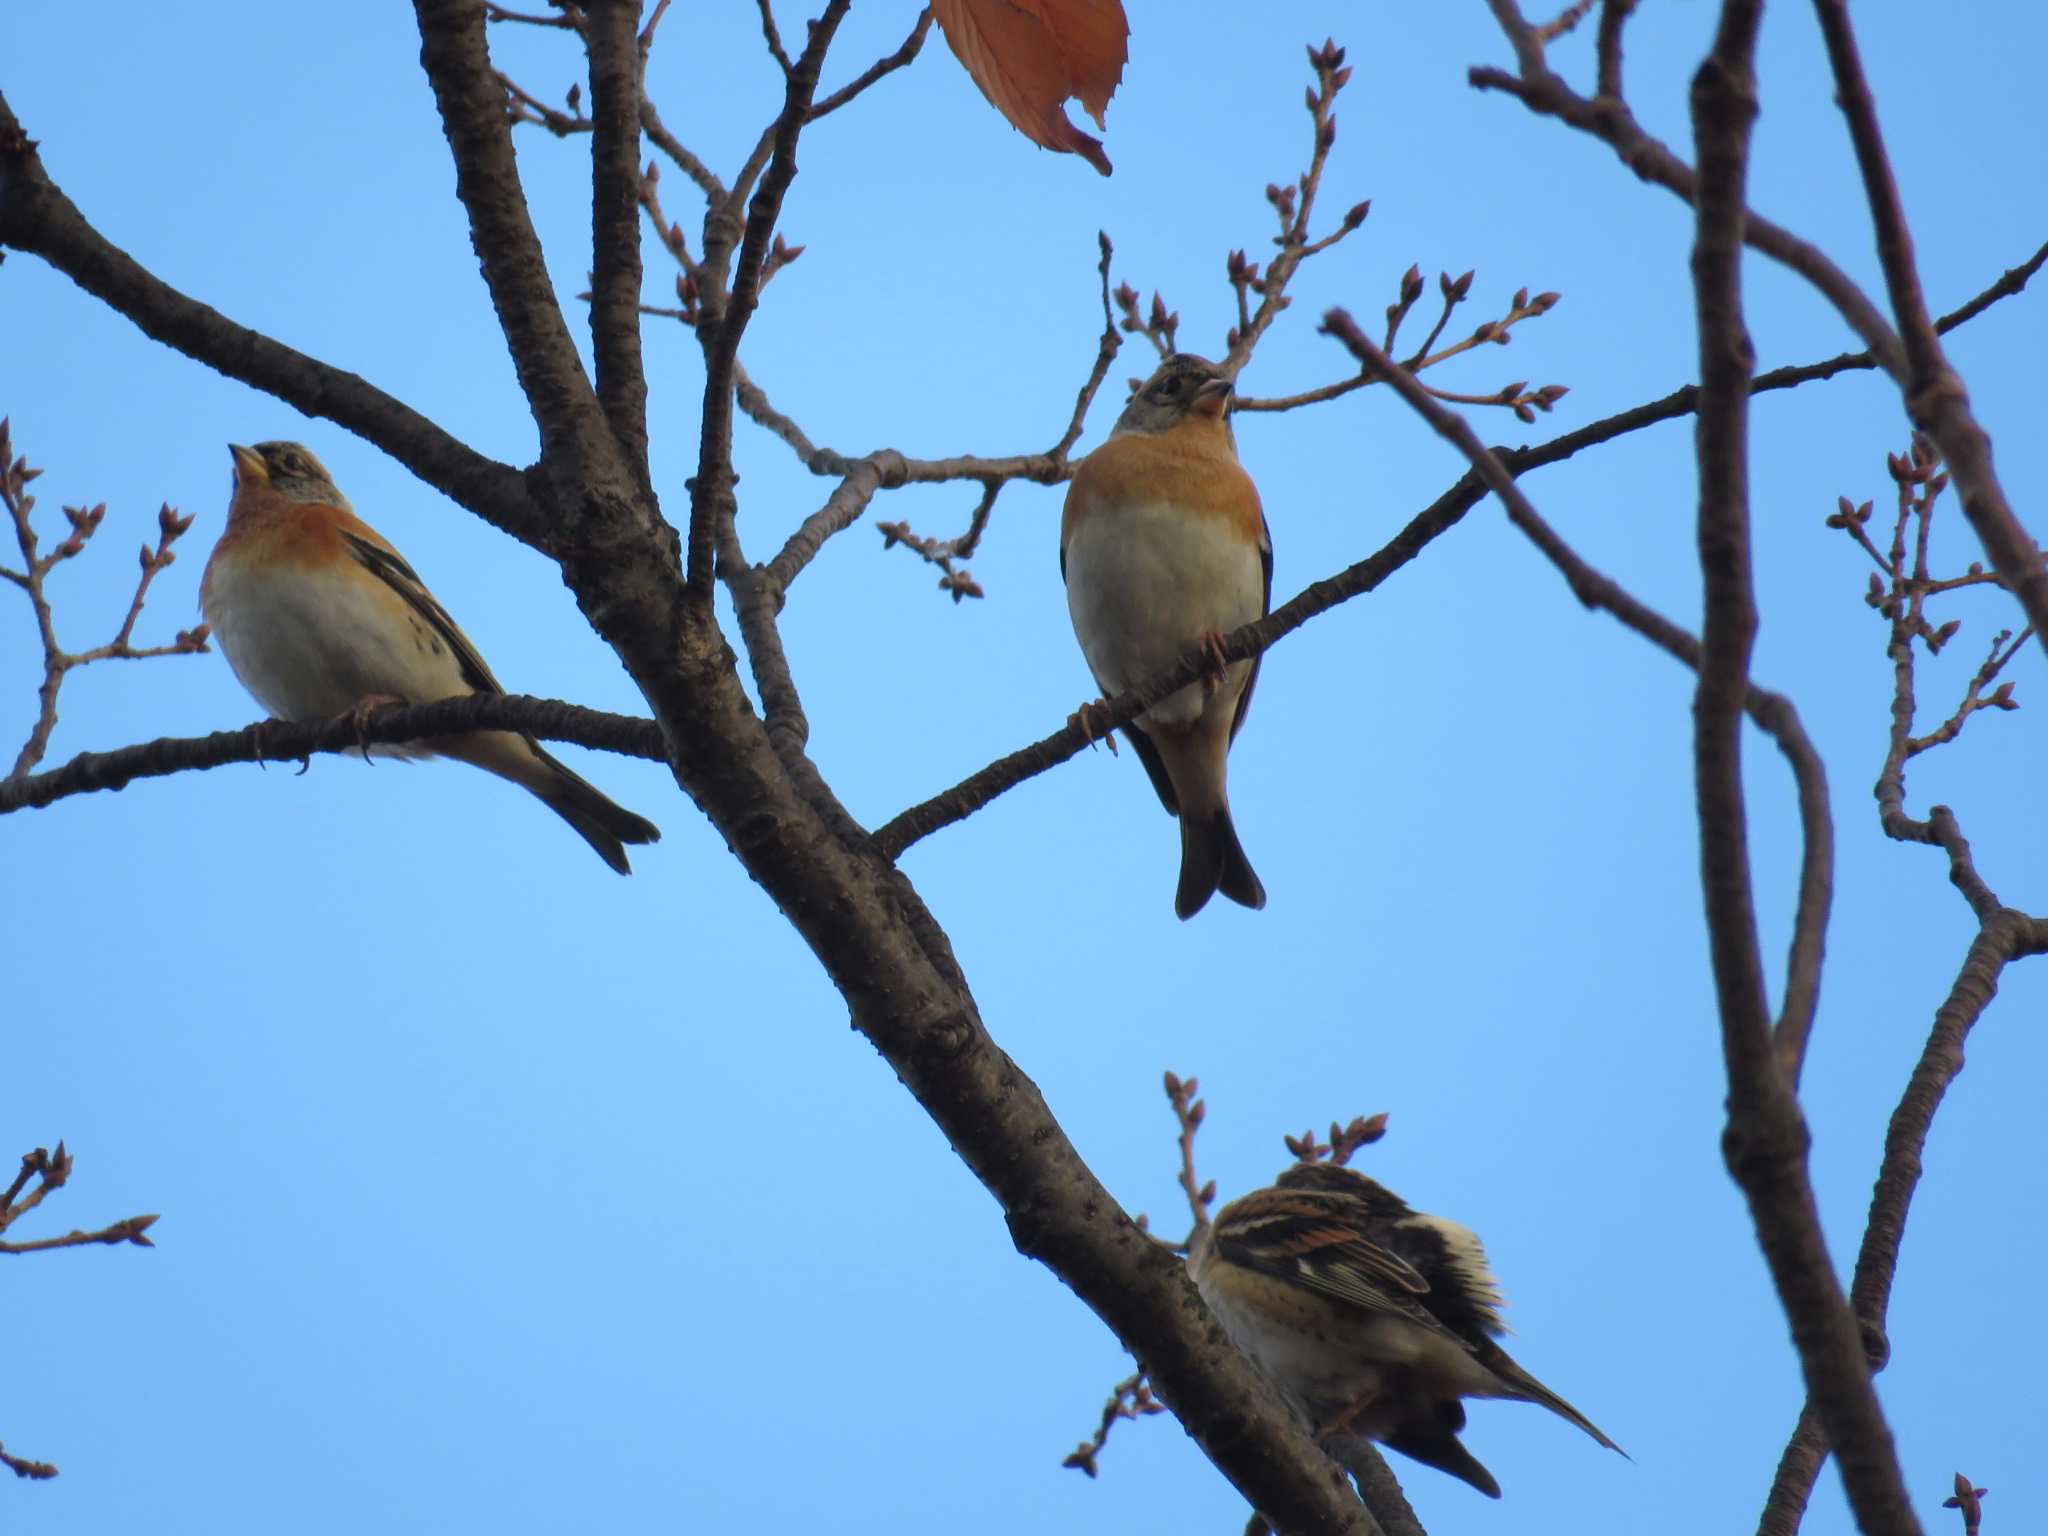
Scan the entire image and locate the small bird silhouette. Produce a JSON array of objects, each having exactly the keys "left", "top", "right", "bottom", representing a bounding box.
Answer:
[
  {"left": 200, "top": 441, "right": 660, "bottom": 873},
  {"left": 1061, "top": 354, "right": 1271, "bottom": 919},
  {"left": 1190, "top": 1160, "right": 1625, "bottom": 1498}
]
